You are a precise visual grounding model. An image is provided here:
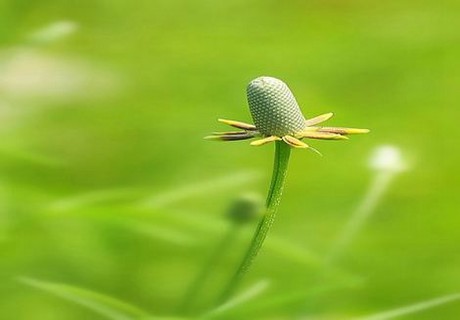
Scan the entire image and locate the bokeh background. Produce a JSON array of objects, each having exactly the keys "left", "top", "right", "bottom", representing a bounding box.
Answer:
[{"left": 1, "top": 0, "right": 459, "bottom": 319}]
